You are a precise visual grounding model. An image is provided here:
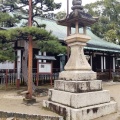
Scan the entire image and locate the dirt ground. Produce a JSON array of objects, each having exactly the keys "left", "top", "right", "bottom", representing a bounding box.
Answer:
[
  {"left": 0, "top": 85, "right": 60, "bottom": 117},
  {"left": 94, "top": 81, "right": 120, "bottom": 120},
  {"left": 0, "top": 82, "right": 120, "bottom": 120}
]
